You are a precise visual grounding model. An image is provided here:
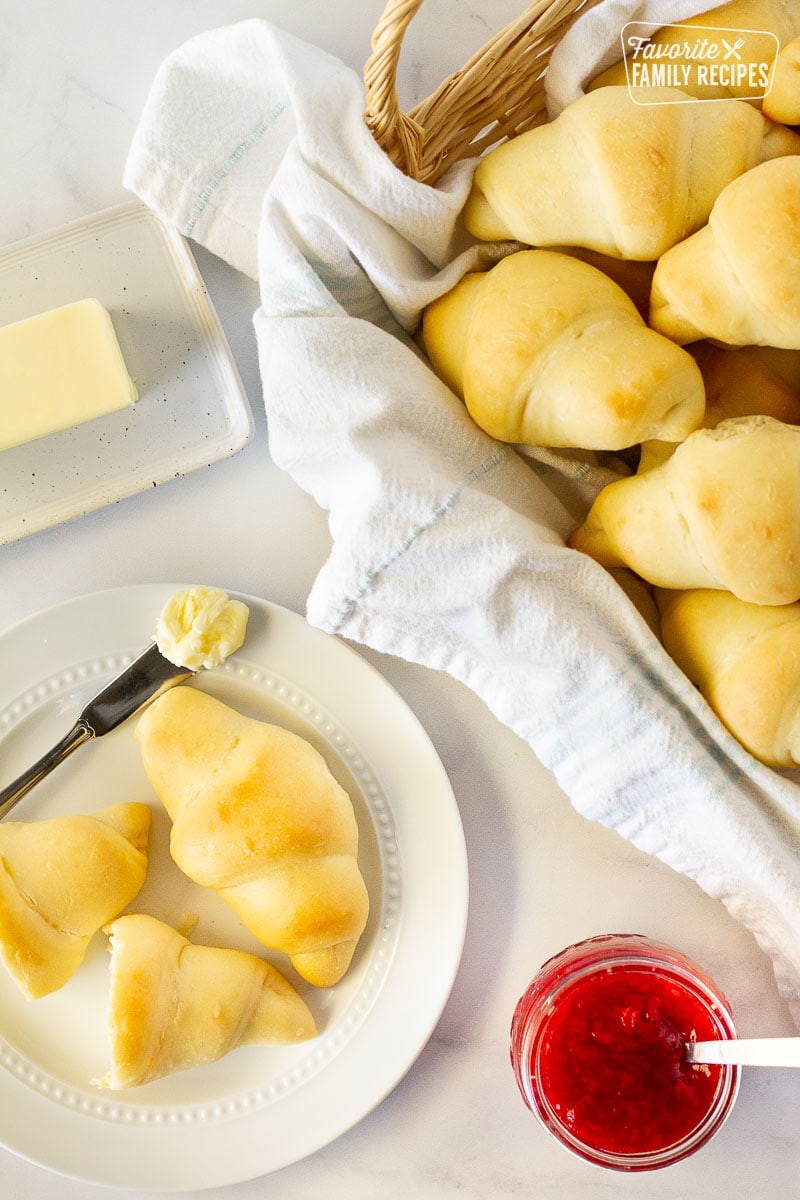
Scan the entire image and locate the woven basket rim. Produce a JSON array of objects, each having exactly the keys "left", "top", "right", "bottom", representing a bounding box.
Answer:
[{"left": 363, "top": 0, "right": 603, "bottom": 185}]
